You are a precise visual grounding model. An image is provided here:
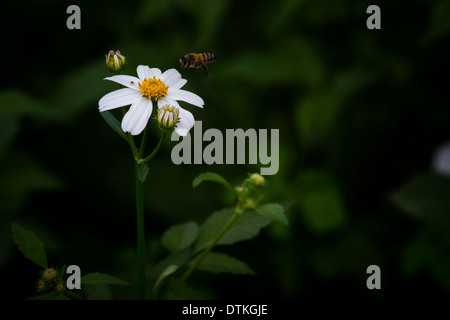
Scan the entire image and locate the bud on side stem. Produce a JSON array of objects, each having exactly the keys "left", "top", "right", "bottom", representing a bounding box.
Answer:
[
  {"left": 105, "top": 50, "right": 126, "bottom": 74},
  {"left": 157, "top": 105, "right": 179, "bottom": 132}
]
